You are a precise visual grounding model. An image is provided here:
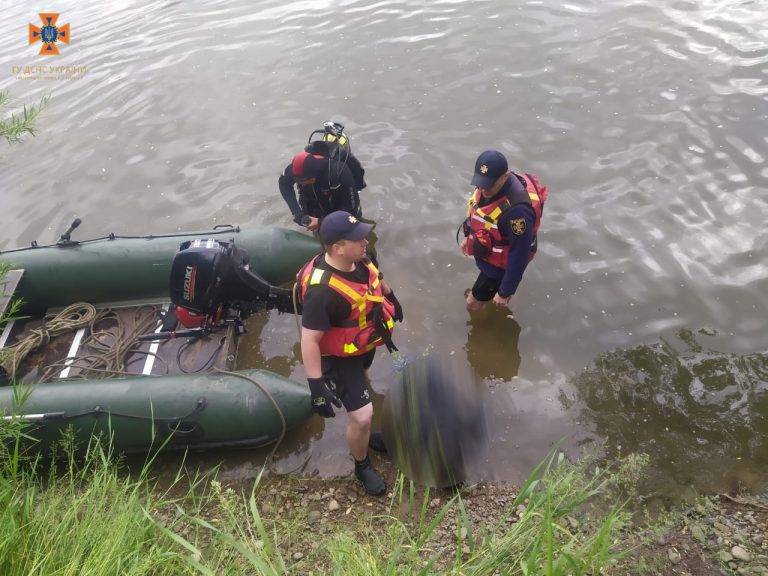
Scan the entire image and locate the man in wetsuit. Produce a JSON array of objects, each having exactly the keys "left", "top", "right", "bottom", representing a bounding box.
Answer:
[
  {"left": 278, "top": 141, "right": 366, "bottom": 231},
  {"left": 297, "top": 211, "right": 403, "bottom": 495},
  {"left": 460, "top": 150, "right": 547, "bottom": 312}
]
